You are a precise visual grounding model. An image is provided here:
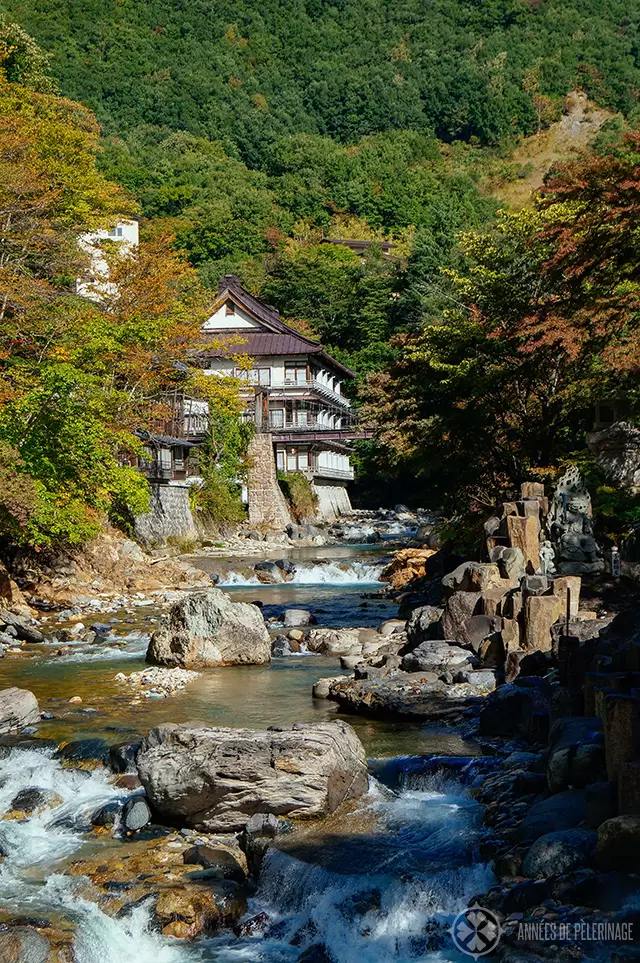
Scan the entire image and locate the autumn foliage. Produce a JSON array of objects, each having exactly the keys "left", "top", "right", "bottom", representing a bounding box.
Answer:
[
  {"left": 0, "top": 57, "right": 219, "bottom": 547},
  {"left": 362, "top": 138, "right": 640, "bottom": 510}
]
